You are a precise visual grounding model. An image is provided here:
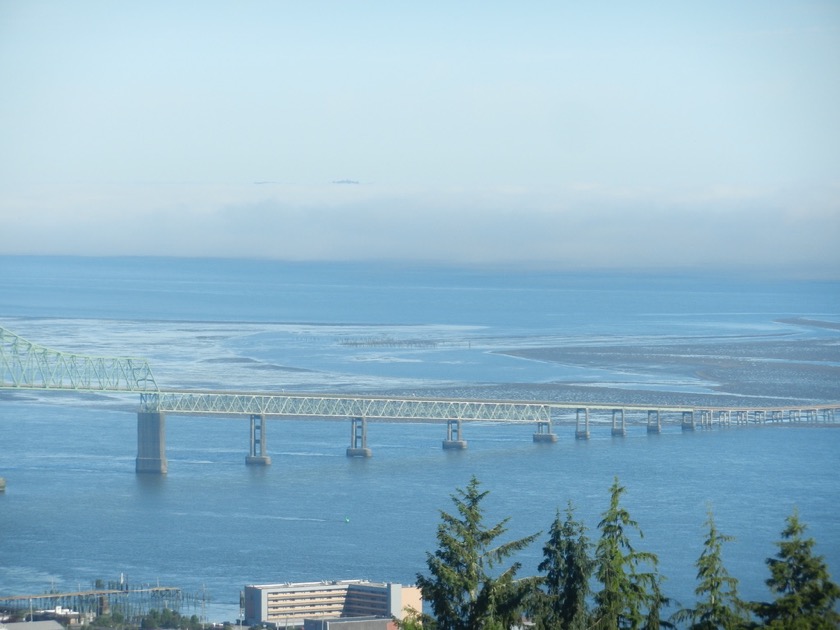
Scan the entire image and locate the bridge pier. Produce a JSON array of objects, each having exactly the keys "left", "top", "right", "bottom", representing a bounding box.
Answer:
[
  {"left": 443, "top": 419, "right": 467, "bottom": 450},
  {"left": 347, "top": 417, "right": 372, "bottom": 457},
  {"left": 533, "top": 420, "right": 557, "bottom": 443},
  {"left": 611, "top": 409, "right": 626, "bottom": 437},
  {"left": 246, "top": 414, "right": 271, "bottom": 466},
  {"left": 575, "top": 408, "right": 590, "bottom": 440},
  {"left": 646, "top": 409, "right": 661, "bottom": 434},
  {"left": 136, "top": 411, "right": 167, "bottom": 474},
  {"left": 681, "top": 411, "right": 695, "bottom": 431}
]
